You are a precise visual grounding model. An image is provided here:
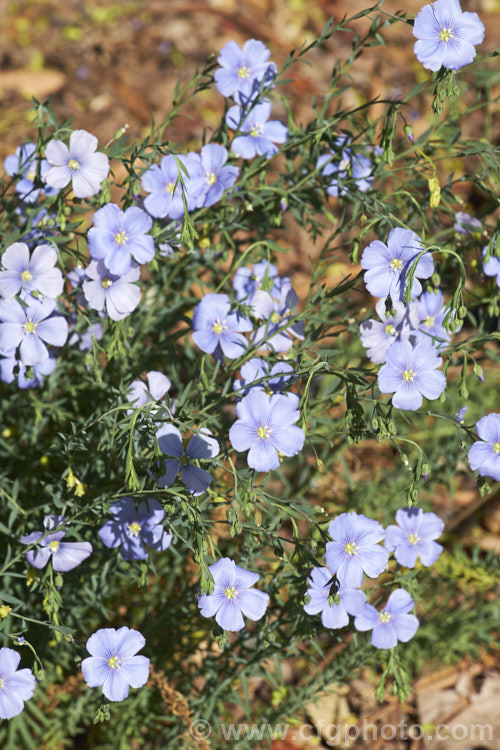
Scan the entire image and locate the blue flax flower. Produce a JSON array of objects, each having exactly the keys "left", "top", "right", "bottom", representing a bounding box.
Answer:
[
  {"left": 354, "top": 589, "right": 419, "bottom": 649},
  {"left": 229, "top": 389, "right": 304, "bottom": 471},
  {"left": 233, "top": 260, "right": 281, "bottom": 302},
  {"left": 378, "top": 340, "right": 446, "bottom": 410},
  {"left": 360, "top": 228, "right": 434, "bottom": 301},
  {"left": 483, "top": 247, "right": 500, "bottom": 287},
  {"left": 415, "top": 290, "right": 451, "bottom": 350},
  {"left": 413, "top": 0, "right": 485, "bottom": 72},
  {"left": 325, "top": 512, "right": 388, "bottom": 588},
  {"left": 20, "top": 515, "right": 92, "bottom": 571},
  {"left": 44, "top": 130, "right": 109, "bottom": 198},
  {"left": 88, "top": 204, "right": 154, "bottom": 276},
  {"left": 83, "top": 260, "right": 141, "bottom": 321},
  {"left": 214, "top": 39, "right": 276, "bottom": 100},
  {"left": 127, "top": 370, "right": 171, "bottom": 413},
  {"left": 98, "top": 498, "right": 172, "bottom": 561},
  {"left": 198, "top": 558, "right": 269, "bottom": 631},
  {"left": 468, "top": 413, "right": 500, "bottom": 481},
  {"left": 454, "top": 211, "right": 481, "bottom": 236},
  {"left": 360, "top": 299, "right": 419, "bottom": 365},
  {"left": 0, "top": 352, "right": 57, "bottom": 389},
  {"left": 156, "top": 425, "right": 220, "bottom": 495},
  {"left": 0, "top": 297, "right": 68, "bottom": 366},
  {"left": 303, "top": 567, "right": 366, "bottom": 629},
  {"left": 81, "top": 627, "right": 150, "bottom": 702},
  {"left": 141, "top": 153, "right": 202, "bottom": 220},
  {"left": 233, "top": 357, "right": 298, "bottom": 405},
  {"left": 455, "top": 405, "right": 468, "bottom": 423},
  {"left": 385, "top": 508, "right": 444, "bottom": 568},
  {"left": 0, "top": 648, "right": 36, "bottom": 720},
  {"left": 188, "top": 144, "right": 239, "bottom": 208},
  {"left": 192, "top": 293, "right": 252, "bottom": 359},
  {"left": 251, "top": 279, "right": 304, "bottom": 353},
  {"left": 226, "top": 101, "right": 288, "bottom": 159},
  {"left": 317, "top": 137, "right": 373, "bottom": 197},
  {"left": 0, "top": 242, "right": 63, "bottom": 300},
  {"left": 4, "top": 143, "right": 52, "bottom": 203}
]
